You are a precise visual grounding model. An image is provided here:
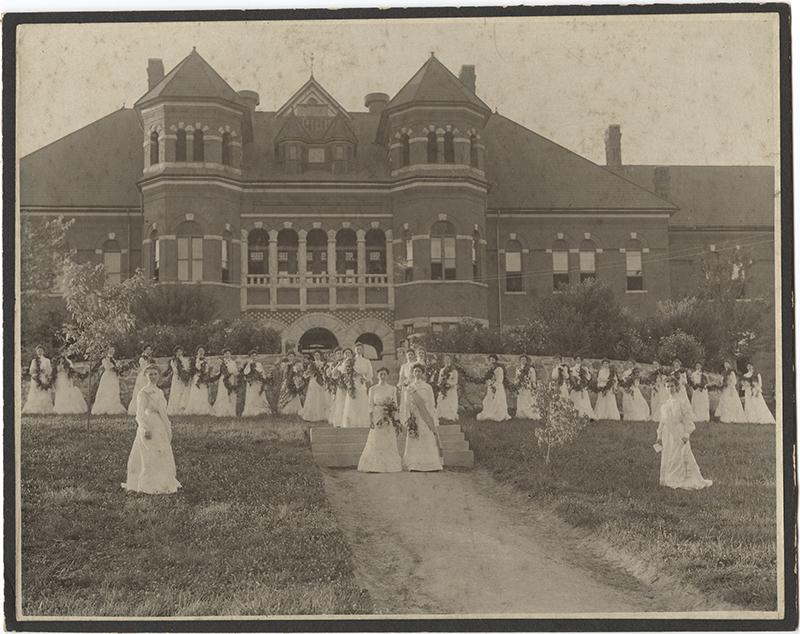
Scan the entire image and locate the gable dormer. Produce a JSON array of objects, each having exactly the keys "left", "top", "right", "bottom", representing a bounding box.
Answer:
[{"left": 275, "top": 76, "right": 352, "bottom": 139}]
